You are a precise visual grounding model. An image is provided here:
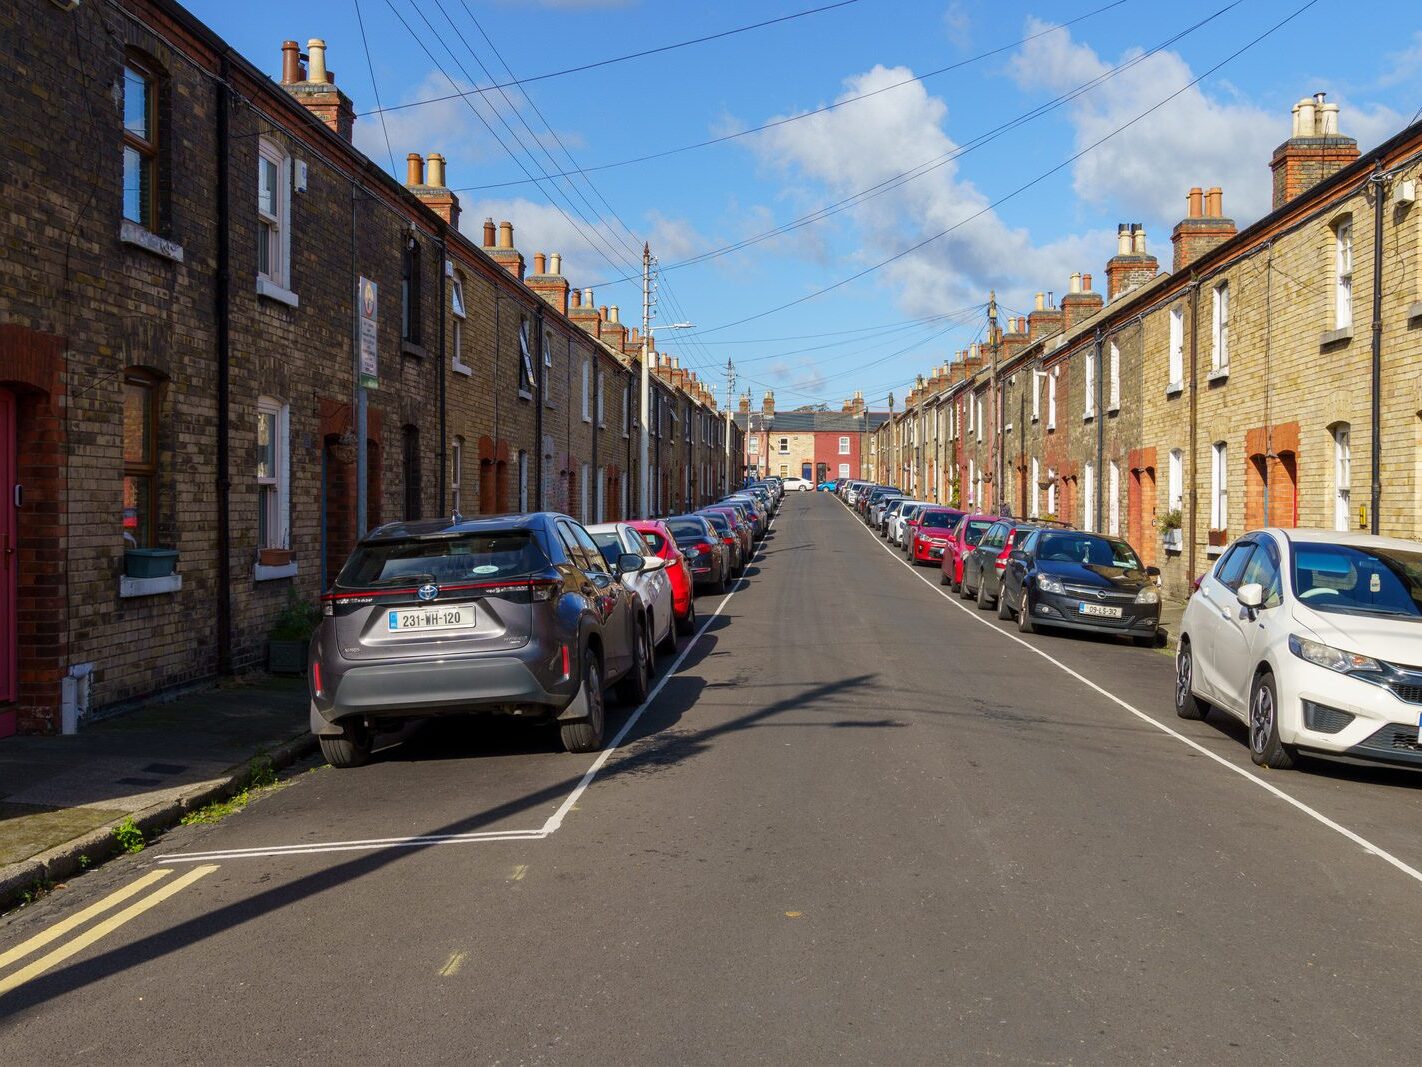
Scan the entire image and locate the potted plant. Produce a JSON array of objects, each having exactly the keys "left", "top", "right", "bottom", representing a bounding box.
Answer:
[
  {"left": 268, "top": 590, "right": 320, "bottom": 675},
  {"left": 258, "top": 547, "right": 293, "bottom": 567},
  {"left": 124, "top": 547, "right": 179, "bottom": 578},
  {"left": 1156, "top": 508, "right": 1184, "bottom": 552}
]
